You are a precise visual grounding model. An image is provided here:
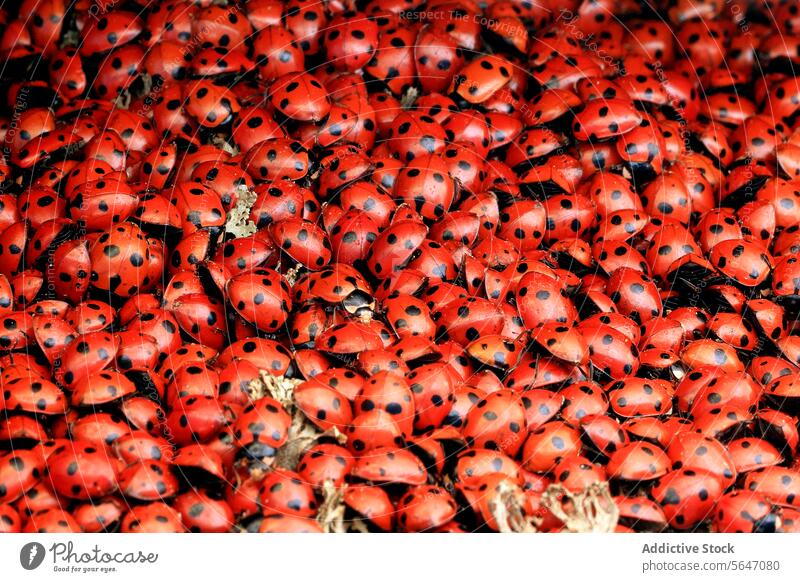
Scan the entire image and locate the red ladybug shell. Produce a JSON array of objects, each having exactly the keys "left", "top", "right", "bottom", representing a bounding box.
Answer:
[
  {"left": 351, "top": 371, "right": 414, "bottom": 436},
  {"left": 666, "top": 433, "right": 736, "bottom": 489},
  {"left": 552, "top": 454, "right": 607, "bottom": 492},
  {"left": 607, "top": 442, "right": 670, "bottom": 481},
  {"left": 233, "top": 396, "right": 291, "bottom": 452},
  {"left": 608, "top": 376, "right": 672, "bottom": 417},
  {"left": 744, "top": 467, "right": 800, "bottom": 508},
  {"left": 90, "top": 223, "right": 159, "bottom": 297},
  {"left": 325, "top": 13, "right": 379, "bottom": 72},
  {"left": 0, "top": 449, "right": 45, "bottom": 504},
  {"left": 297, "top": 444, "right": 354, "bottom": 488},
  {"left": 614, "top": 495, "right": 667, "bottom": 531},
  {"left": 727, "top": 438, "right": 783, "bottom": 473},
  {"left": 413, "top": 29, "right": 463, "bottom": 93},
  {"left": 252, "top": 25, "right": 304, "bottom": 80},
  {"left": 436, "top": 297, "right": 504, "bottom": 346},
  {"left": 520, "top": 389, "right": 564, "bottom": 429},
  {"left": 680, "top": 340, "right": 744, "bottom": 375},
  {"left": 650, "top": 469, "right": 723, "bottom": 529},
  {"left": 675, "top": 366, "right": 758, "bottom": 414},
  {"left": 451, "top": 56, "right": 512, "bottom": 104},
  {"left": 573, "top": 99, "right": 642, "bottom": 141},
  {"left": 343, "top": 485, "right": 395, "bottom": 531},
  {"left": 70, "top": 369, "right": 136, "bottom": 407},
  {"left": 579, "top": 321, "right": 640, "bottom": 378},
  {"left": 295, "top": 378, "right": 353, "bottom": 432},
  {"left": 455, "top": 448, "right": 520, "bottom": 486},
  {"left": 269, "top": 218, "right": 331, "bottom": 270},
  {"left": 522, "top": 421, "right": 582, "bottom": 473},
  {"left": 462, "top": 389, "right": 527, "bottom": 456},
  {"left": 165, "top": 395, "right": 231, "bottom": 446},
  {"left": 710, "top": 238, "right": 773, "bottom": 286},
  {"left": 316, "top": 320, "right": 385, "bottom": 354},
  {"left": 393, "top": 153, "right": 455, "bottom": 220},
  {"left": 516, "top": 272, "right": 577, "bottom": 328},
  {"left": 270, "top": 72, "right": 331, "bottom": 122},
  {"left": 174, "top": 490, "right": 234, "bottom": 533},
  {"left": 0, "top": 503, "right": 22, "bottom": 532},
  {"left": 259, "top": 468, "right": 317, "bottom": 517},
  {"left": 58, "top": 330, "right": 118, "bottom": 387},
  {"left": 47, "top": 442, "right": 120, "bottom": 500},
  {"left": 118, "top": 461, "right": 179, "bottom": 501},
  {"left": 407, "top": 363, "right": 456, "bottom": 431},
  {"left": 244, "top": 139, "right": 310, "bottom": 181},
  {"left": 258, "top": 513, "right": 322, "bottom": 533},
  {"left": 0, "top": 372, "right": 67, "bottom": 415},
  {"left": 533, "top": 322, "right": 589, "bottom": 365},
  {"left": 226, "top": 268, "right": 292, "bottom": 333},
  {"left": 606, "top": 267, "right": 663, "bottom": 323},
  {"left": 351, "top": 446, "right": 427, "bottom": 485},
  {"left": 121, "top": 503, "right": 184, "bottom": 533},
  {"left": 80, "top": 11, "right": 144, "bottom": 56},
  {"left": 747, "top": 299, "right": 787, "bottom": 342},
  {"left": 396, "top": 485, "right": 458, "bottom": 532},
  {"left": 713, "top": 491, "right": 778, "bottom": 533},
  {"left": 24, "top": 508, "right": 81, "bottom": 533},
  {"left": 346, "top": 409, "right": 405, "bottom": 455}
]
